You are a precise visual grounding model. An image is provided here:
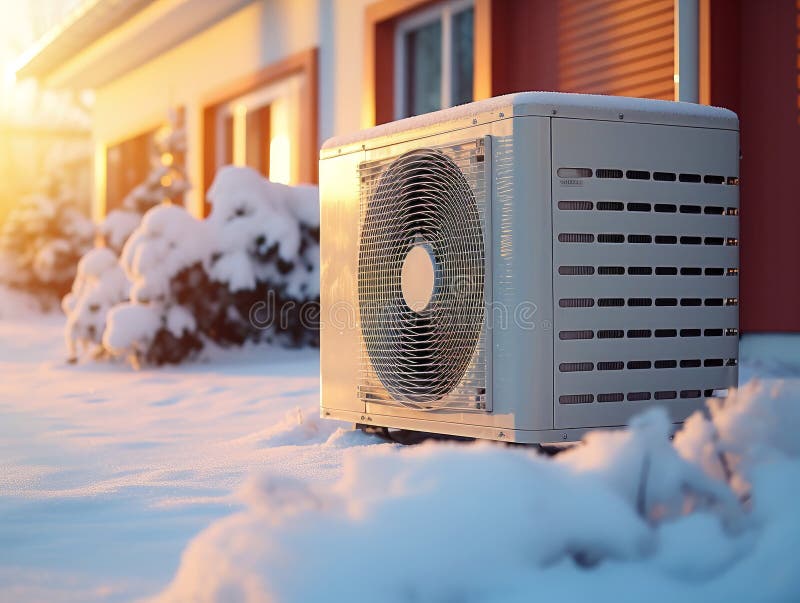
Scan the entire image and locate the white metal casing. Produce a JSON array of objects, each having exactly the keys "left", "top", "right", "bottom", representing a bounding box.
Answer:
[{"left": 319, "top": 92, "right": 739, "bottom": 443}]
